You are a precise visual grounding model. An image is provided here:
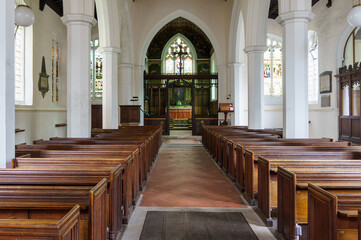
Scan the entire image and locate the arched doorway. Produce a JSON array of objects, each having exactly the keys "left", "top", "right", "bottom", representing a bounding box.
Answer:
[{"left": 144, "top": 17, "right": 219, "bottom": 135}]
